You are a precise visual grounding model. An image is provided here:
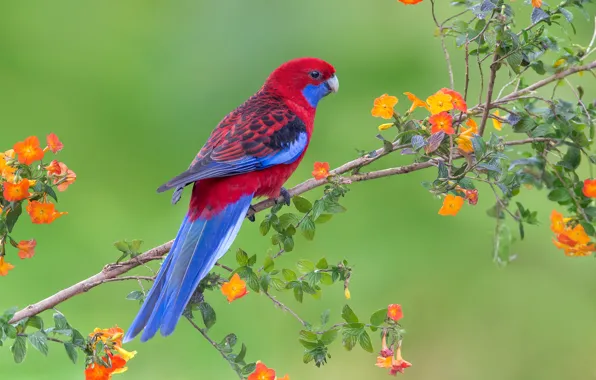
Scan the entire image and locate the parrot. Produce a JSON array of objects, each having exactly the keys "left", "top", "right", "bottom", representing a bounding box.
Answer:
[{"left": 123, "top": 57, "right": 338, "bottom": 343}]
